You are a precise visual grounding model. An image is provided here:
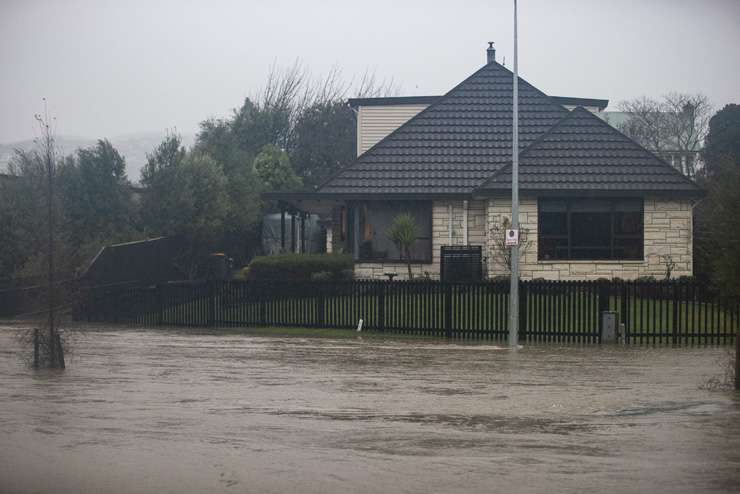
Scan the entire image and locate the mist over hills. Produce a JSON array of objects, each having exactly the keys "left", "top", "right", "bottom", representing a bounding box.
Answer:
[{"left": 0, "top": 131, "right": 196, "bottom": 183}]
